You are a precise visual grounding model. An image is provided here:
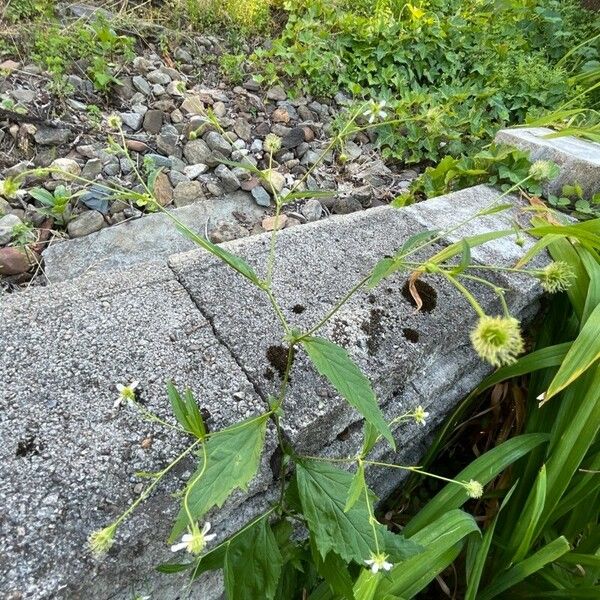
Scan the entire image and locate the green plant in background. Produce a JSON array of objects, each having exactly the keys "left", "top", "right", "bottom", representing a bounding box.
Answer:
[
  {"left": 2, "top": 0, "right": 56, "bottom": 23},
  {"left": 176, "top": 0, "right": 274, "bottom": 32},
  {"left": 28, "top": 185, "right": 73, "bottom": 225},
  {"left": 254, "top": 0, "right": 599, "bottom": 164}
]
